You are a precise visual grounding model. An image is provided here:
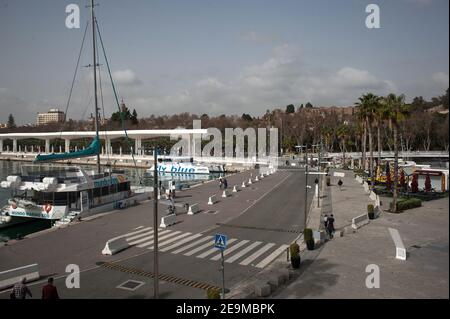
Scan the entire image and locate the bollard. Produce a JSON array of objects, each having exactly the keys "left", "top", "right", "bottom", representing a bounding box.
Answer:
[{"left": 242, "top": 181, "right": 246, "bottom": 188}]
